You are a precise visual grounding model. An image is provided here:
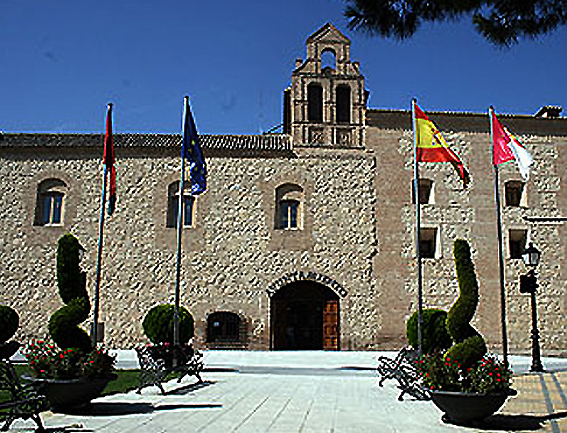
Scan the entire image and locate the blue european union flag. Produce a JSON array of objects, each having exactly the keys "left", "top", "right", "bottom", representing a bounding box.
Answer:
[{"left": 182, "top": 97, "right": 207, "bottom": 195}]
